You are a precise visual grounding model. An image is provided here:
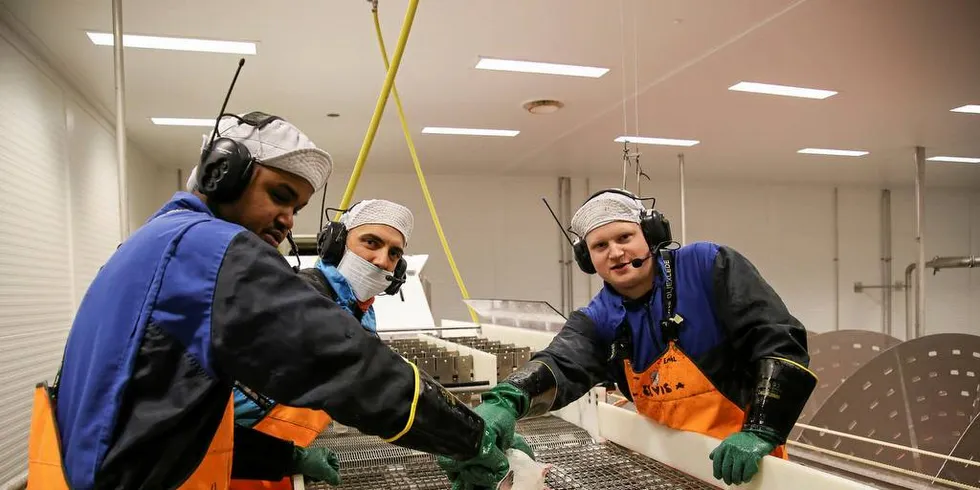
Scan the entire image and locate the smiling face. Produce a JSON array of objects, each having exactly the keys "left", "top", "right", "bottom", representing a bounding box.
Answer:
[
  {"left": 214, "top": 164, "right": 314, "bottom": 248},
  {"left": 585, "top": 220, "right": 655, "bottom": 299},
  {"left": 346, "top": 224, "right": 406, "bottom": 273}
]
